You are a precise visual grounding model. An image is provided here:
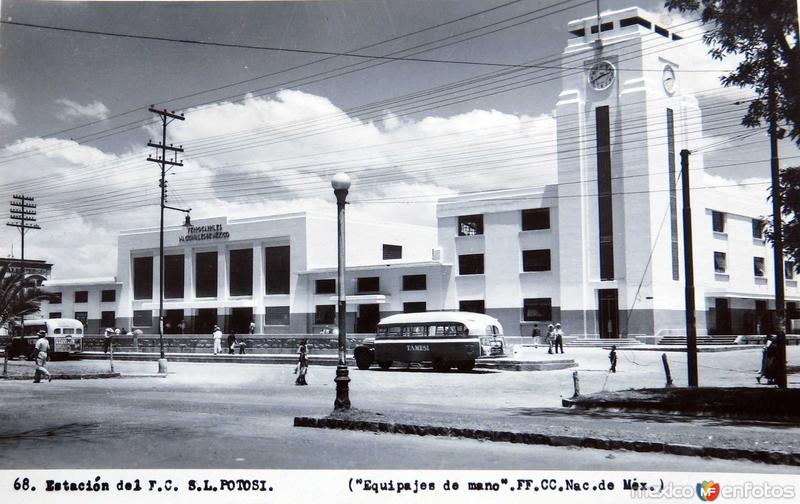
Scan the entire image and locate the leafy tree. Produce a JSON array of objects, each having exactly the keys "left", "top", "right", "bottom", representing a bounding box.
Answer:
[{"left": 0, "top": 264, "right": 50, "bottom": 334}]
